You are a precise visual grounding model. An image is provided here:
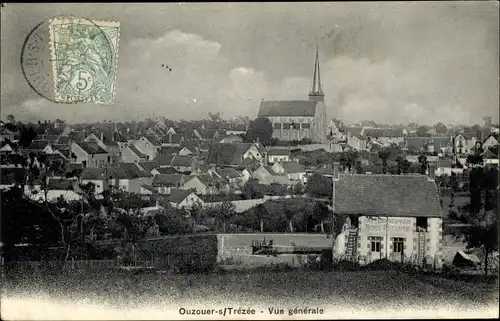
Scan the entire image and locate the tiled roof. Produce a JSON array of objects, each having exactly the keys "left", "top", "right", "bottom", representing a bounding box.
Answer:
[
  {"left": 460, "top": 131, "right": 477, "bottom": 140},
  {"left": 218, "top": 167, "right": 241, "bottom": 179},
  {"left": 404, "top": 137, "right": 452, "bottom": 151},
  {"left": 47, "top": 178, "right": 74, "bottom": 190},
  {"left": 160, "top": 134, "right": 184, "bottom": 144},
  {"left": 128, "top": 145, "right": 147, "bottom": 159},
  {"left": 154, "top": 153, "right": 175, "bottom": 166},
  {"left": 258, "top": 100, "right": 318, "bottom": 117},
  {"left": 334, "top": 174, "right": 443, "bottom": 218},
  {"left": 154, "top": 167, "right": 179, "bottom": 174},
  {"left": 167, "top": 189, "right": 193, "bottom": 204},
  {"left": 484, "top": 146, "right": 499, "bottom": 159},
  {"left": 69, "top": 131, "right": 87, "bottom": 142},
  {"left": 141, "top": 184, "right": 158, "bottom": 193},
  {"left": 345, "top": 127, "right": 364, "bottom": 139},
  {"left": 268, "top": 148, "right": 290, "bottom": 156},
  {"left": 363, "top": 128, "right": 404, "bottom": 138},
  {"left": 152, "top": 174, "right": 187, "bottom": 187},
  {"left": 137, "top": 161, "right": 159, "bottom": 174},
  {"left": 280, "top": 161, "right": 306, "bottom": 173},
  {"left": 144, "top": 135, "right": 161, "bottom": 146},
  {"left": 207, "top": 143, "right": 255, "bottom": 166},
  {"left": 81, "top": 167, "right": 105, "bottom": 180},
  {"left": 55, "top": 135, "right": 71, "bottom": 145},
  {"left": 108, "top": 162, "right": 150, "bottom": 179},
  {"left": 75, "top": 142, "right": 108, "bottom": 154},
  {"left": 159, "top": 146, "right": 182, "bottom": 155},
  {"left": 40, "top": 135, "right": 60, "bottom": 142},
  {"left": 28, "top": 140, "right": 50, "bottom": 150},
  {"left": 171, "top": 155, "right": 193, "bottom": 167}
]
